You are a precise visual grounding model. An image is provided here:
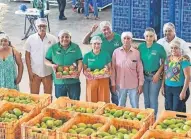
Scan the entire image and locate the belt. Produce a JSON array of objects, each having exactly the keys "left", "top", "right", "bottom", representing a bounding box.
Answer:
[{"left": 144, "top": 71, "right": 157, "bottom": 76}]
